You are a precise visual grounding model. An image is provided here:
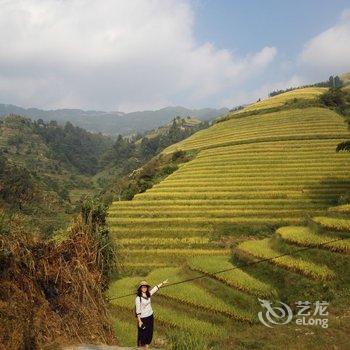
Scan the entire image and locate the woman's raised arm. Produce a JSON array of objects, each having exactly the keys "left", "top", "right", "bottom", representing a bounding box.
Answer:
[{"left": 149, "top": 279, "right": 169, "bottom": 296}]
